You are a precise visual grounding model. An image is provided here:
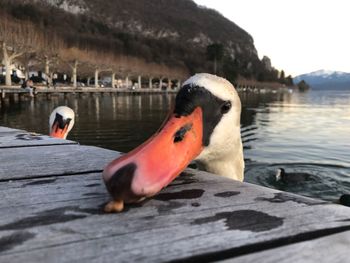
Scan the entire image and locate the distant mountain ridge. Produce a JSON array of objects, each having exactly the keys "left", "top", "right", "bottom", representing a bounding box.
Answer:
[{"left": 294, "top": 70, "right": 350, "bottom": 90}]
